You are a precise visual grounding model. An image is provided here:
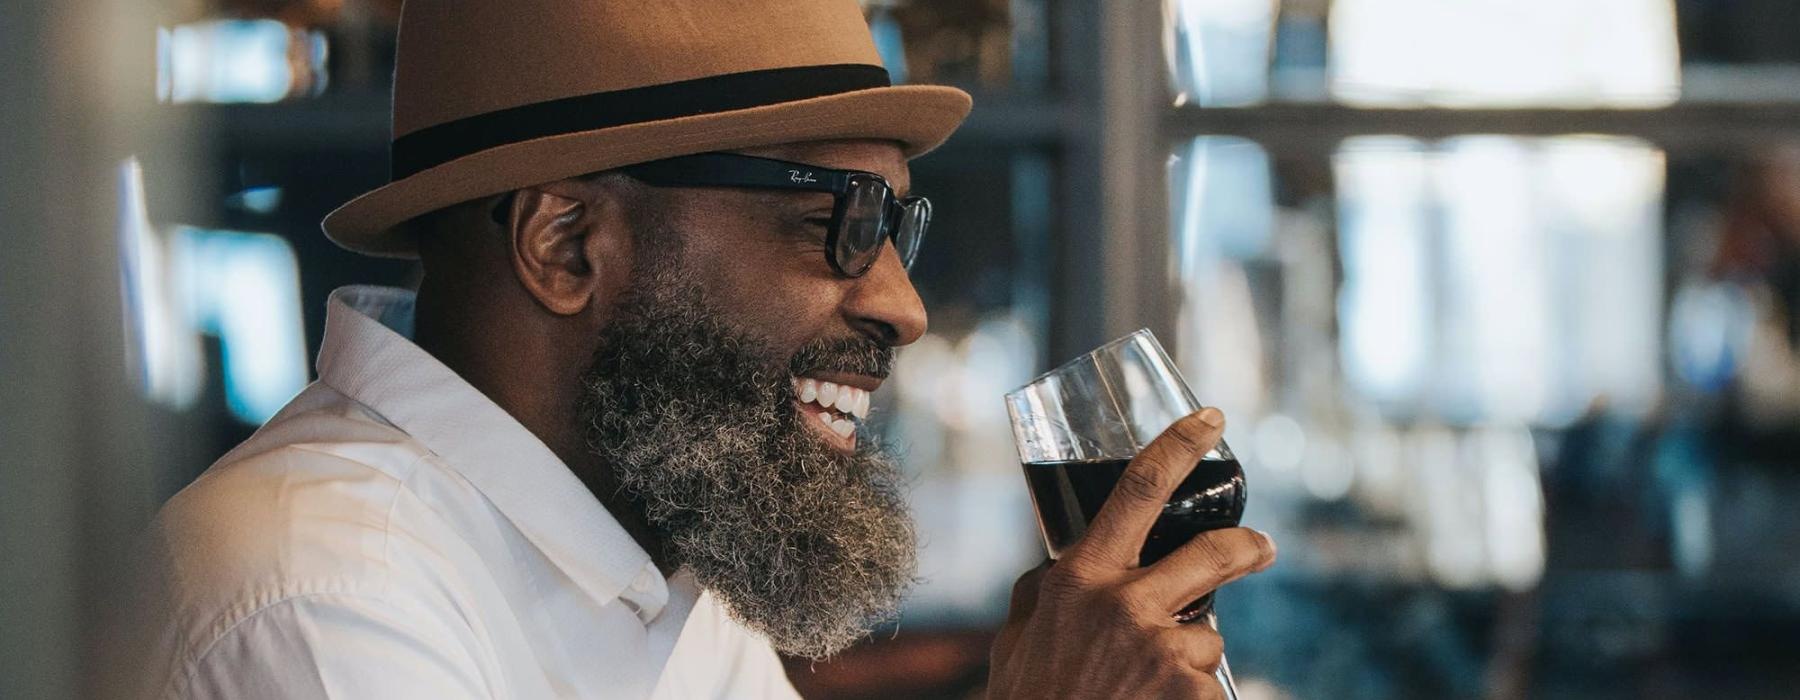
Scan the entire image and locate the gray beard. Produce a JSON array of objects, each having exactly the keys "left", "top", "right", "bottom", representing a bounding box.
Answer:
[{"left": 576, "top": 258, "right": 916, "bottom": 660}]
